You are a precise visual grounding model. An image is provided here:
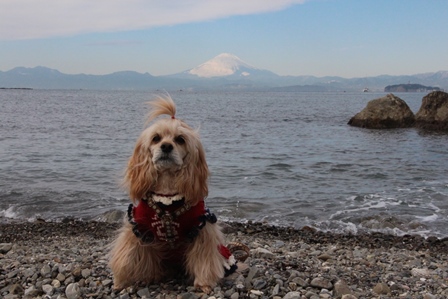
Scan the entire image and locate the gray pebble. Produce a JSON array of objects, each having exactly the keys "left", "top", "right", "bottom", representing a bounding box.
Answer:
[
  {"left": 283, "top": 291, "right": 301, "bottom": 299},
  {"left": 230, "top": 292, "right": 239, "bottom": 299},
  {"left": 252, "top": 248, "right": 275, "bottom": 259},
  {"left": 56, "top": 273, "right": 66, "bottom": 282},
  {"left": 81, "top": 268, "right": 91, "bottom": 278},
  {"left": 305, "top": 291, "right": 318, "bottom": 299},
  {"left": 373, "top": 282, "right": 390, "bottom": 295},
  {"left": 65, "top": 282, "right": 81, "bottom": 299},
  {"left": 102, "top": 279, "right": 113, "bottom": 287},
  {"left": 292, "top": 277, "right": 307, "bottom": 287},
  {"left": 52, "top": 279, "right": 61, "bottom": 288},
  {"left": 333, "top": 280, "right": 352, "bottom": 297},
  {"left": 178, "top": 292, "right": 198, "bottom": 299},
  {"left": 0, "top": 243, "right": 13, "bottom": 254},
  {"left": 24, "top": 285, "right": 39, "bottom": 297},
  {"left": 310, "top": 277, "right": 332, "bottom": 290},
  {"left": 40, "top": 265, "right": 51, "bottom": 277},
  {"left": 252, "top": 279, "right": 267, "bottom": 290},
  {"left": 137, "top": 287, "right": 151, "bottom": 298},
  {"left": 22, "top": 268, "right": 35, "bottom": 278},
  {"left": 271, "top": 284, "right": 280, "bottom": 296},
  {"left": 236, "top": 283, "right": 245, "bottom": 292},
  {"left": 274, "top": 240, "right": 285, "bottom": 248},
  {"left": 42, "top": 284, "right": 54, "bottom": 295}
]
